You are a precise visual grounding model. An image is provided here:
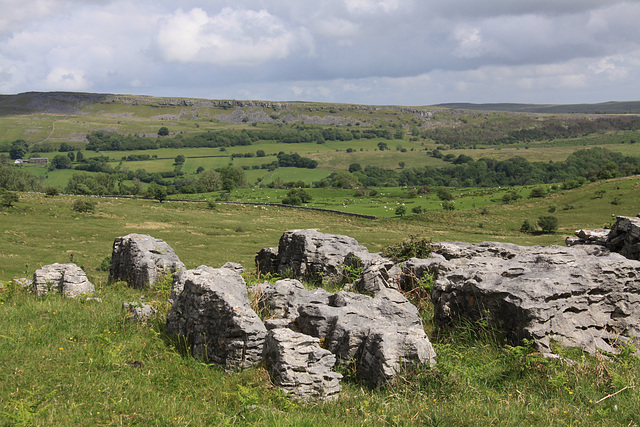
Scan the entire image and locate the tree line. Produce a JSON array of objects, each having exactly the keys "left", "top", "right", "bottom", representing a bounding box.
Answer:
[{"left": 321, "top": 147, "right": 640, "bottom": 188}]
